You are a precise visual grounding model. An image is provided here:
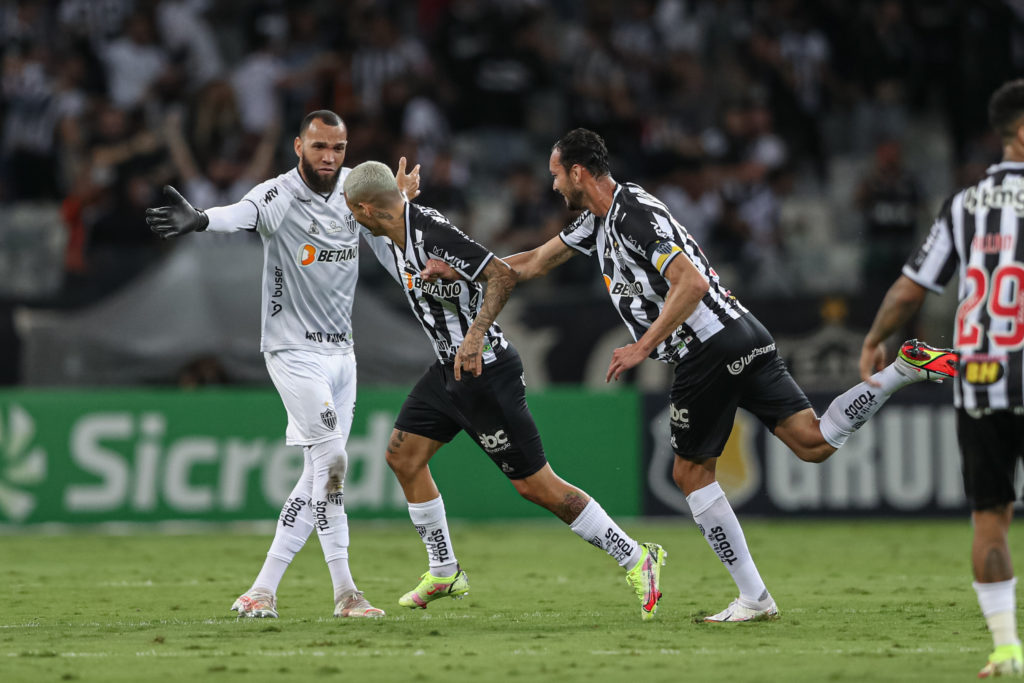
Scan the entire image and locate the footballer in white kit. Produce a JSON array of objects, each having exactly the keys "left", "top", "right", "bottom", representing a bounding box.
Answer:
[{"left": 146, "top": 110, "right": 420, "bottom": 620}]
